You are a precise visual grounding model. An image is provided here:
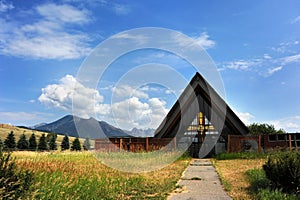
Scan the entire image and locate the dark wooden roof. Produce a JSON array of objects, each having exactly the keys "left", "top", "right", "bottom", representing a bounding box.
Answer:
[{"left": 154, "top": 72, "right": 249, "bottom": 138}]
